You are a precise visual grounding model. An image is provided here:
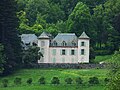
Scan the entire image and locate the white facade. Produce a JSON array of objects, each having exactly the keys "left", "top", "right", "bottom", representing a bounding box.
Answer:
[{"left": 38, "top": 32, "right": 90, "bottom": 63}]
